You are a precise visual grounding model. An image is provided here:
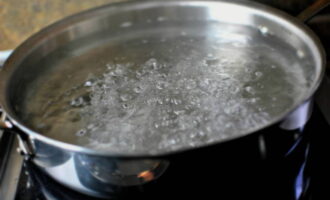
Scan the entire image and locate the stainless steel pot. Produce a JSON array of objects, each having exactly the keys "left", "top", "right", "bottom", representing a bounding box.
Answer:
[{"left": 0, "top": 0, "right": 326, "bottom": 198}]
